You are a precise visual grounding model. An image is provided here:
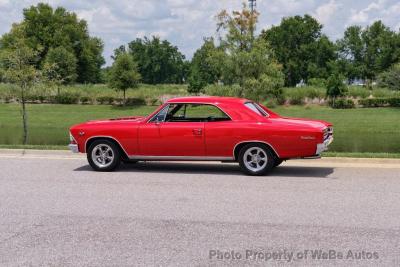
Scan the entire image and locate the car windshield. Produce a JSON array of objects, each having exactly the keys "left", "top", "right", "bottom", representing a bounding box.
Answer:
[{"left": 244, "top": 102, "right": 269, "bottom": 117}]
